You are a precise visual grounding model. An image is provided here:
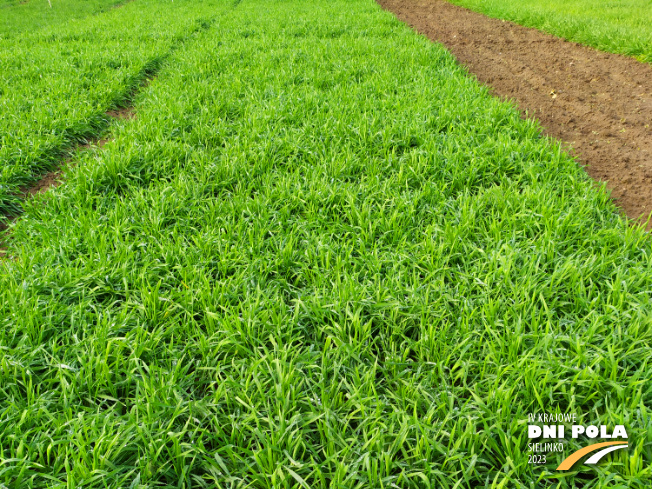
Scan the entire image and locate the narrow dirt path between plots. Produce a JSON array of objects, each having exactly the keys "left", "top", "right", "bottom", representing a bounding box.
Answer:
[
  {"left": 0, "top": 12, "right": 223, "bottom": 259},
  {"left": 112, "top": 0, "right": 136, "bottom": 9},
  {"left": 378, "top": 0, "right": 652, "bottom": 226},
  {"left": 0, "top": 91, "right": 139, "bottom": 258}
]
